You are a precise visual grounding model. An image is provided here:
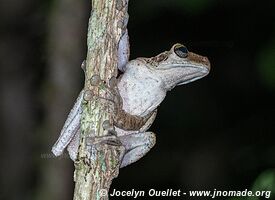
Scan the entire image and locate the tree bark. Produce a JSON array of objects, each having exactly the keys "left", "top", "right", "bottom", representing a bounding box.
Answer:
[{"left": 73, "top": 0, "right": 128, "bottom": 199}]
